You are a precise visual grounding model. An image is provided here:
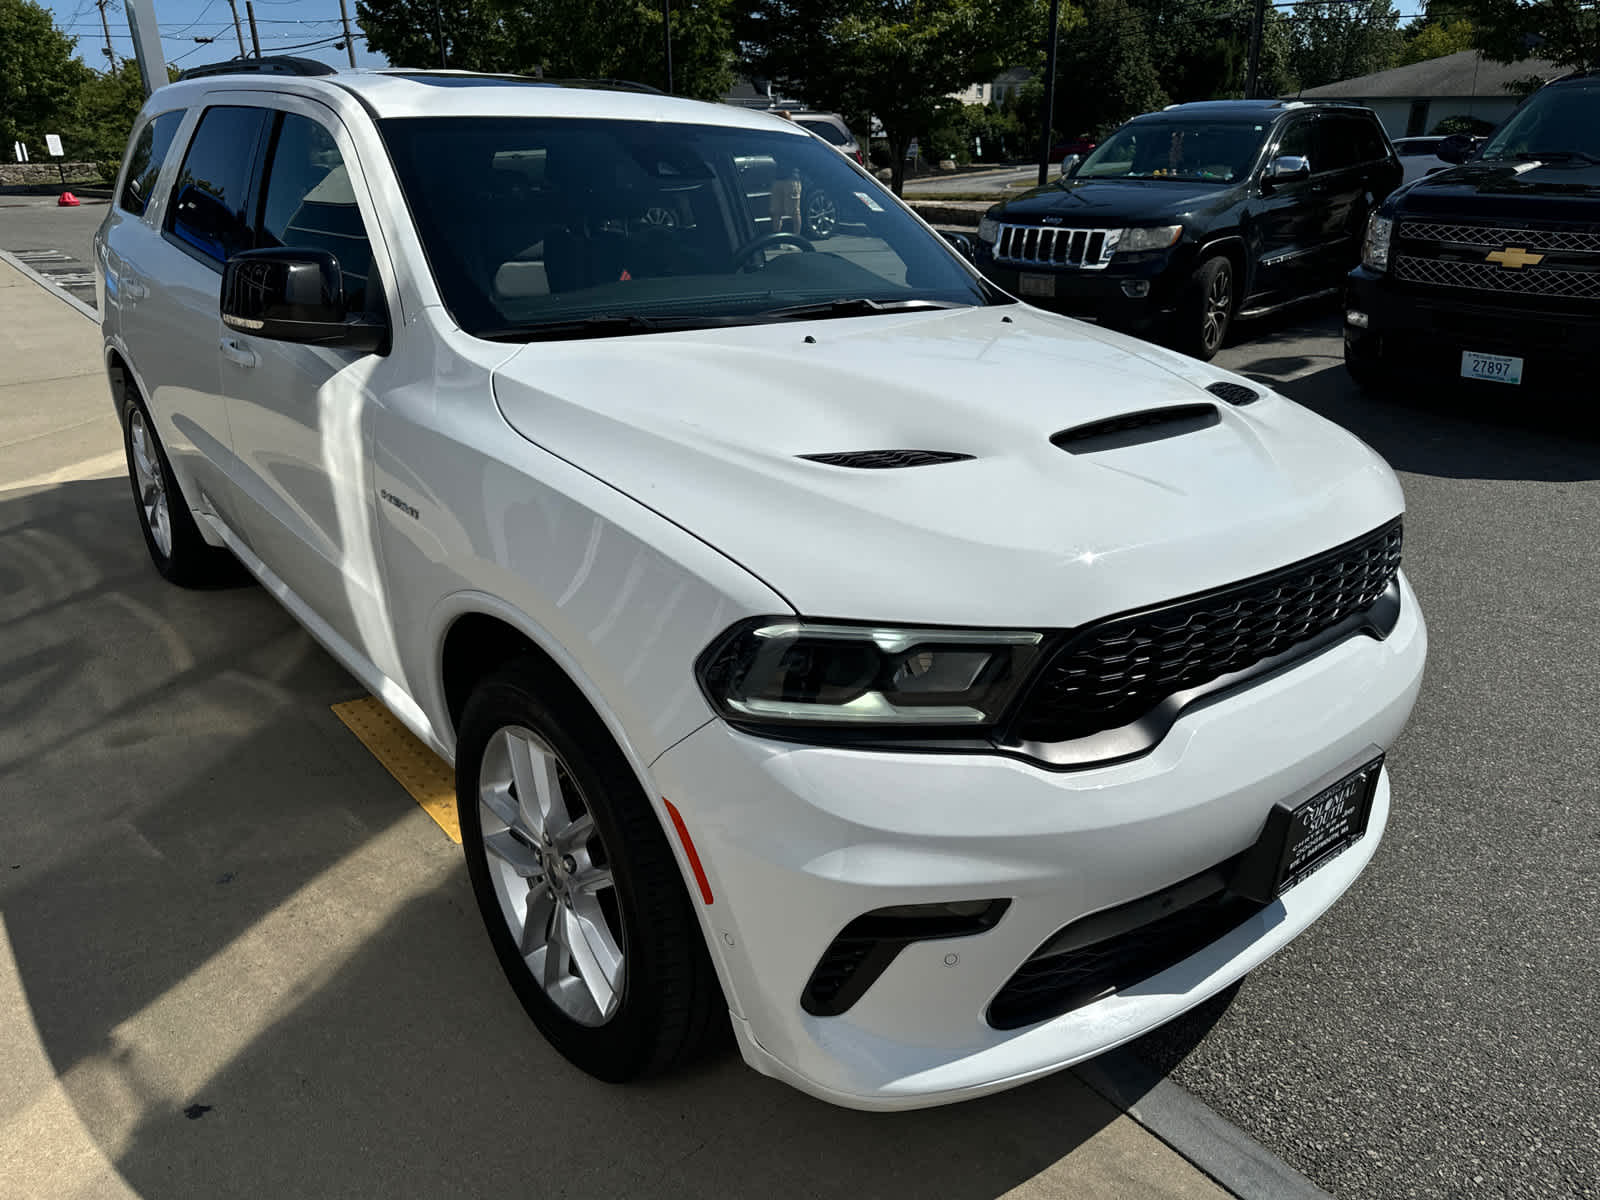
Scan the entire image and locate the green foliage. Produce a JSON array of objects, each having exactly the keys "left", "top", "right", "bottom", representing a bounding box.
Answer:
[
  {"left": 355, "top": 0, "right": 735, "bottom": 99},
  {"left": 60, "top": 60, "right": 147, "bottom": 168},
  {"left": 0, "top": 0, "right": 88, "bottom": 153},
  {"left": 1460, "top": 0, "right": 1600, "bottom": 71},
  {"left": 1051, "top": 0, "right": 1166, "bottom": 139},
  {"left": 1284, "top": 0, "right": 1404, "bottom": 90},
  {"left": 1399, "top": 16, "right": 1476, "bottom": 66},
  {"left": 1430, "top": 113, "right": 1496, "bottom": 134},
  {"left": 928, "top": 100, "right": 1027, "bottom": 163},
  {"left": 738, "top": 0, "right": 1044, "bottom": 194}
]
